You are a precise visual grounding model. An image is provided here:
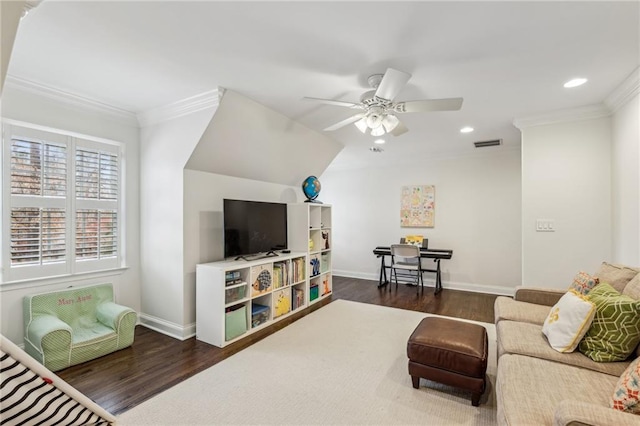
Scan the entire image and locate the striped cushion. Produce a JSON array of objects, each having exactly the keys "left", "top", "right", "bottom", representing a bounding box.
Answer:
[{"left": 0, "top": 349, "right": 113, "bottom": 425}]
